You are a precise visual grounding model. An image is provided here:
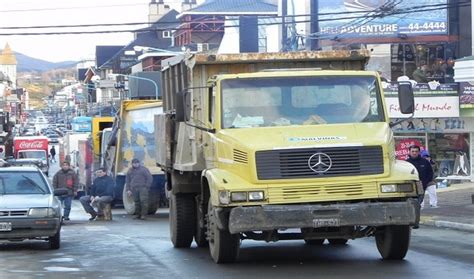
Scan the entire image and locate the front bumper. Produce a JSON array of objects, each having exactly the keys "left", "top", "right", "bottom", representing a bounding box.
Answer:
[
  {"left": 0, "top": 218, "right": 61, "bottom": 240},
  {"left": 227, "top": 199, "right": 420, "bottom": 234}
]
